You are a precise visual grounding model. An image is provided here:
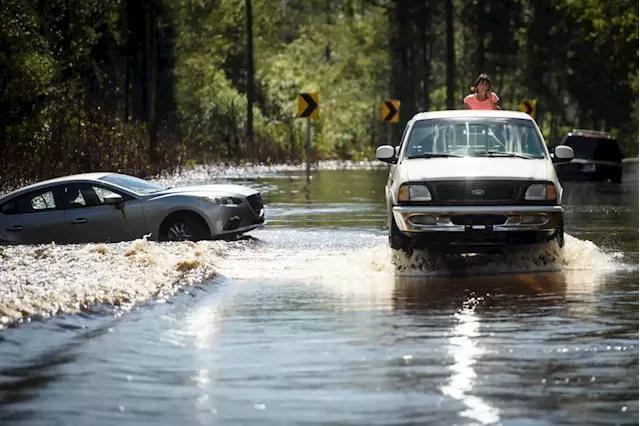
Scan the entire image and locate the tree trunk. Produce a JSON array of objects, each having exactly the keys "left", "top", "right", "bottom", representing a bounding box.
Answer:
[
  {"left": 477, "top": 0, "right": 485, "bottom": 71},
  {"left": 550, "top": 109, "right": 558, "bottom": 146},
  {"left": 129, "top": 0, "right": 144, "bottom": 123},
  {"left": 124, "top": 53, "right": 130, "bottom": 121},
  {"left": 420, "top": 13, "right": 431, "bottom": 111},
  {"left": 289, "top": 121, "right": 296, "bottom": 161},
  {"left": 325, "top": 0, "right": 332, "bottom": 61},
  {"left": 446, "top": 0, "right": 455, "bottom": 110},
  {"left": 389, "top": 1, "right": 416, "bottom": 124},
  {"left": 228, "top": 100, "right": 235, "bottom": 158},
  {"left": 145, "top": 3, "right": 158, "bottom": 164},
  {"left": 246, "top": 0, "right": 255, "bottom": 163}
]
